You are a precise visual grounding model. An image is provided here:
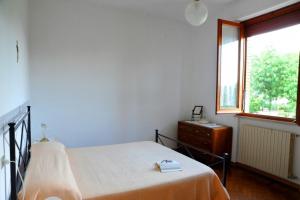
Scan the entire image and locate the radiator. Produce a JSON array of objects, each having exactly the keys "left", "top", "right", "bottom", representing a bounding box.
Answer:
[{"left": 238, "top": 125, "right": 296, "bottom": 179}]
